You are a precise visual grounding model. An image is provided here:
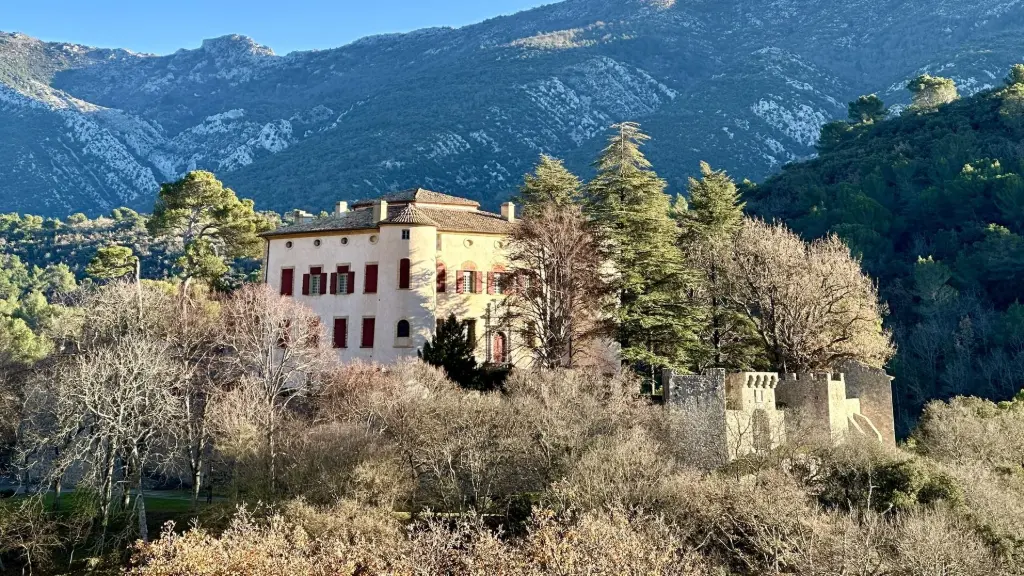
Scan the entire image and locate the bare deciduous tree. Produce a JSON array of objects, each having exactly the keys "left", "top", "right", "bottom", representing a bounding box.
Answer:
[
  {"left": 216, "top": 284, "right": 336, "bottom": 494},
  {"left": 502, "top": 203, "right": 611, "bottom": 369},
  {"left": 24, "top": 336, "right": 183, "bottom": 547},
  {"left": 721, "top": 219, "right": 894, "bottom": 372}
]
